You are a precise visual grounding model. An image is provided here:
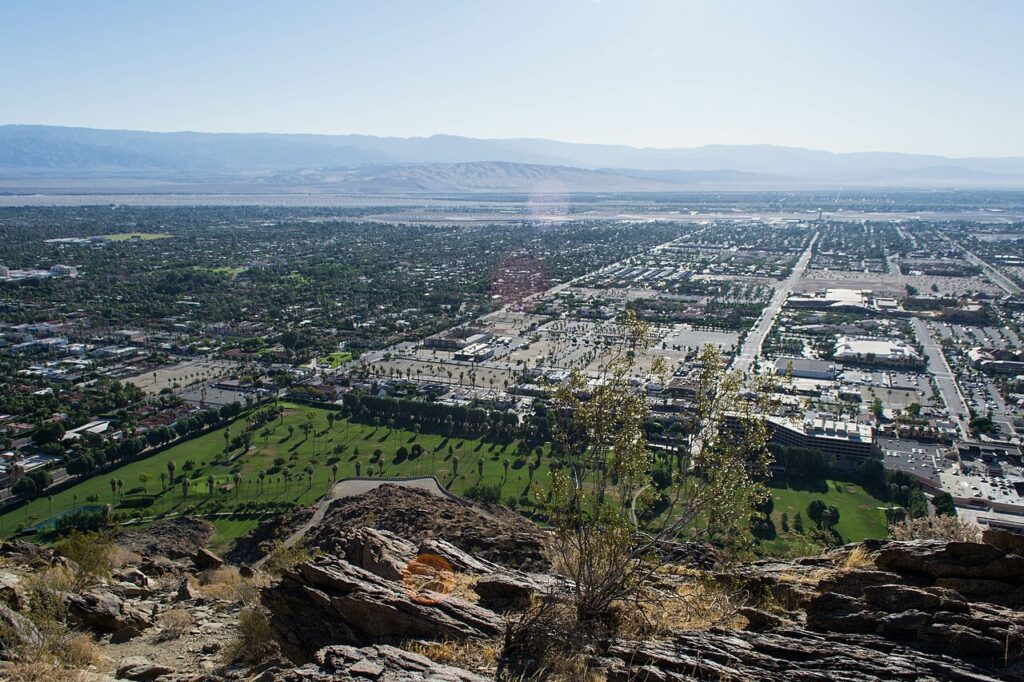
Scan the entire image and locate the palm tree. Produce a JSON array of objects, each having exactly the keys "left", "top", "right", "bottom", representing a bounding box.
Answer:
[
  {"left": 355, "top": 460, "right": 362, "bottom": 477},
  {"left": 159, "top": 471, "right": 167, "bottom": 491},
  {"left": 117, "top": 479, "right": 123, "bottom": 500},
  {"left": 305, "top": 464, "right": 314, "bottom": 490},
  {"left": 233, "top": 472, "right": 241, "bottom": 496},
  {"left": 452, "top": 455, "right": 460, "bottom": 477},
  {"left": 207, "top": 475, "right": 215, "bottom": 497},
  {"left": 182, "top": 478, "right": 191, "bottom": 499},
  {"left": 331, "top": 463, "right": 338, "bottom": 481},
  {"left": 258, "top": 470, "right": 266, "bottom": 496},
  {"left": 502, "top": 458, "right": 510, "bottom": 481},
  {"left": 110, "top": 478, "right": 118, "bottom": 502},
  {"left": 477, "top": 457, "right": 484, "bottom": 479},
  {"left": 167, "top": 461, "right": 176, "bottom": 486}
]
